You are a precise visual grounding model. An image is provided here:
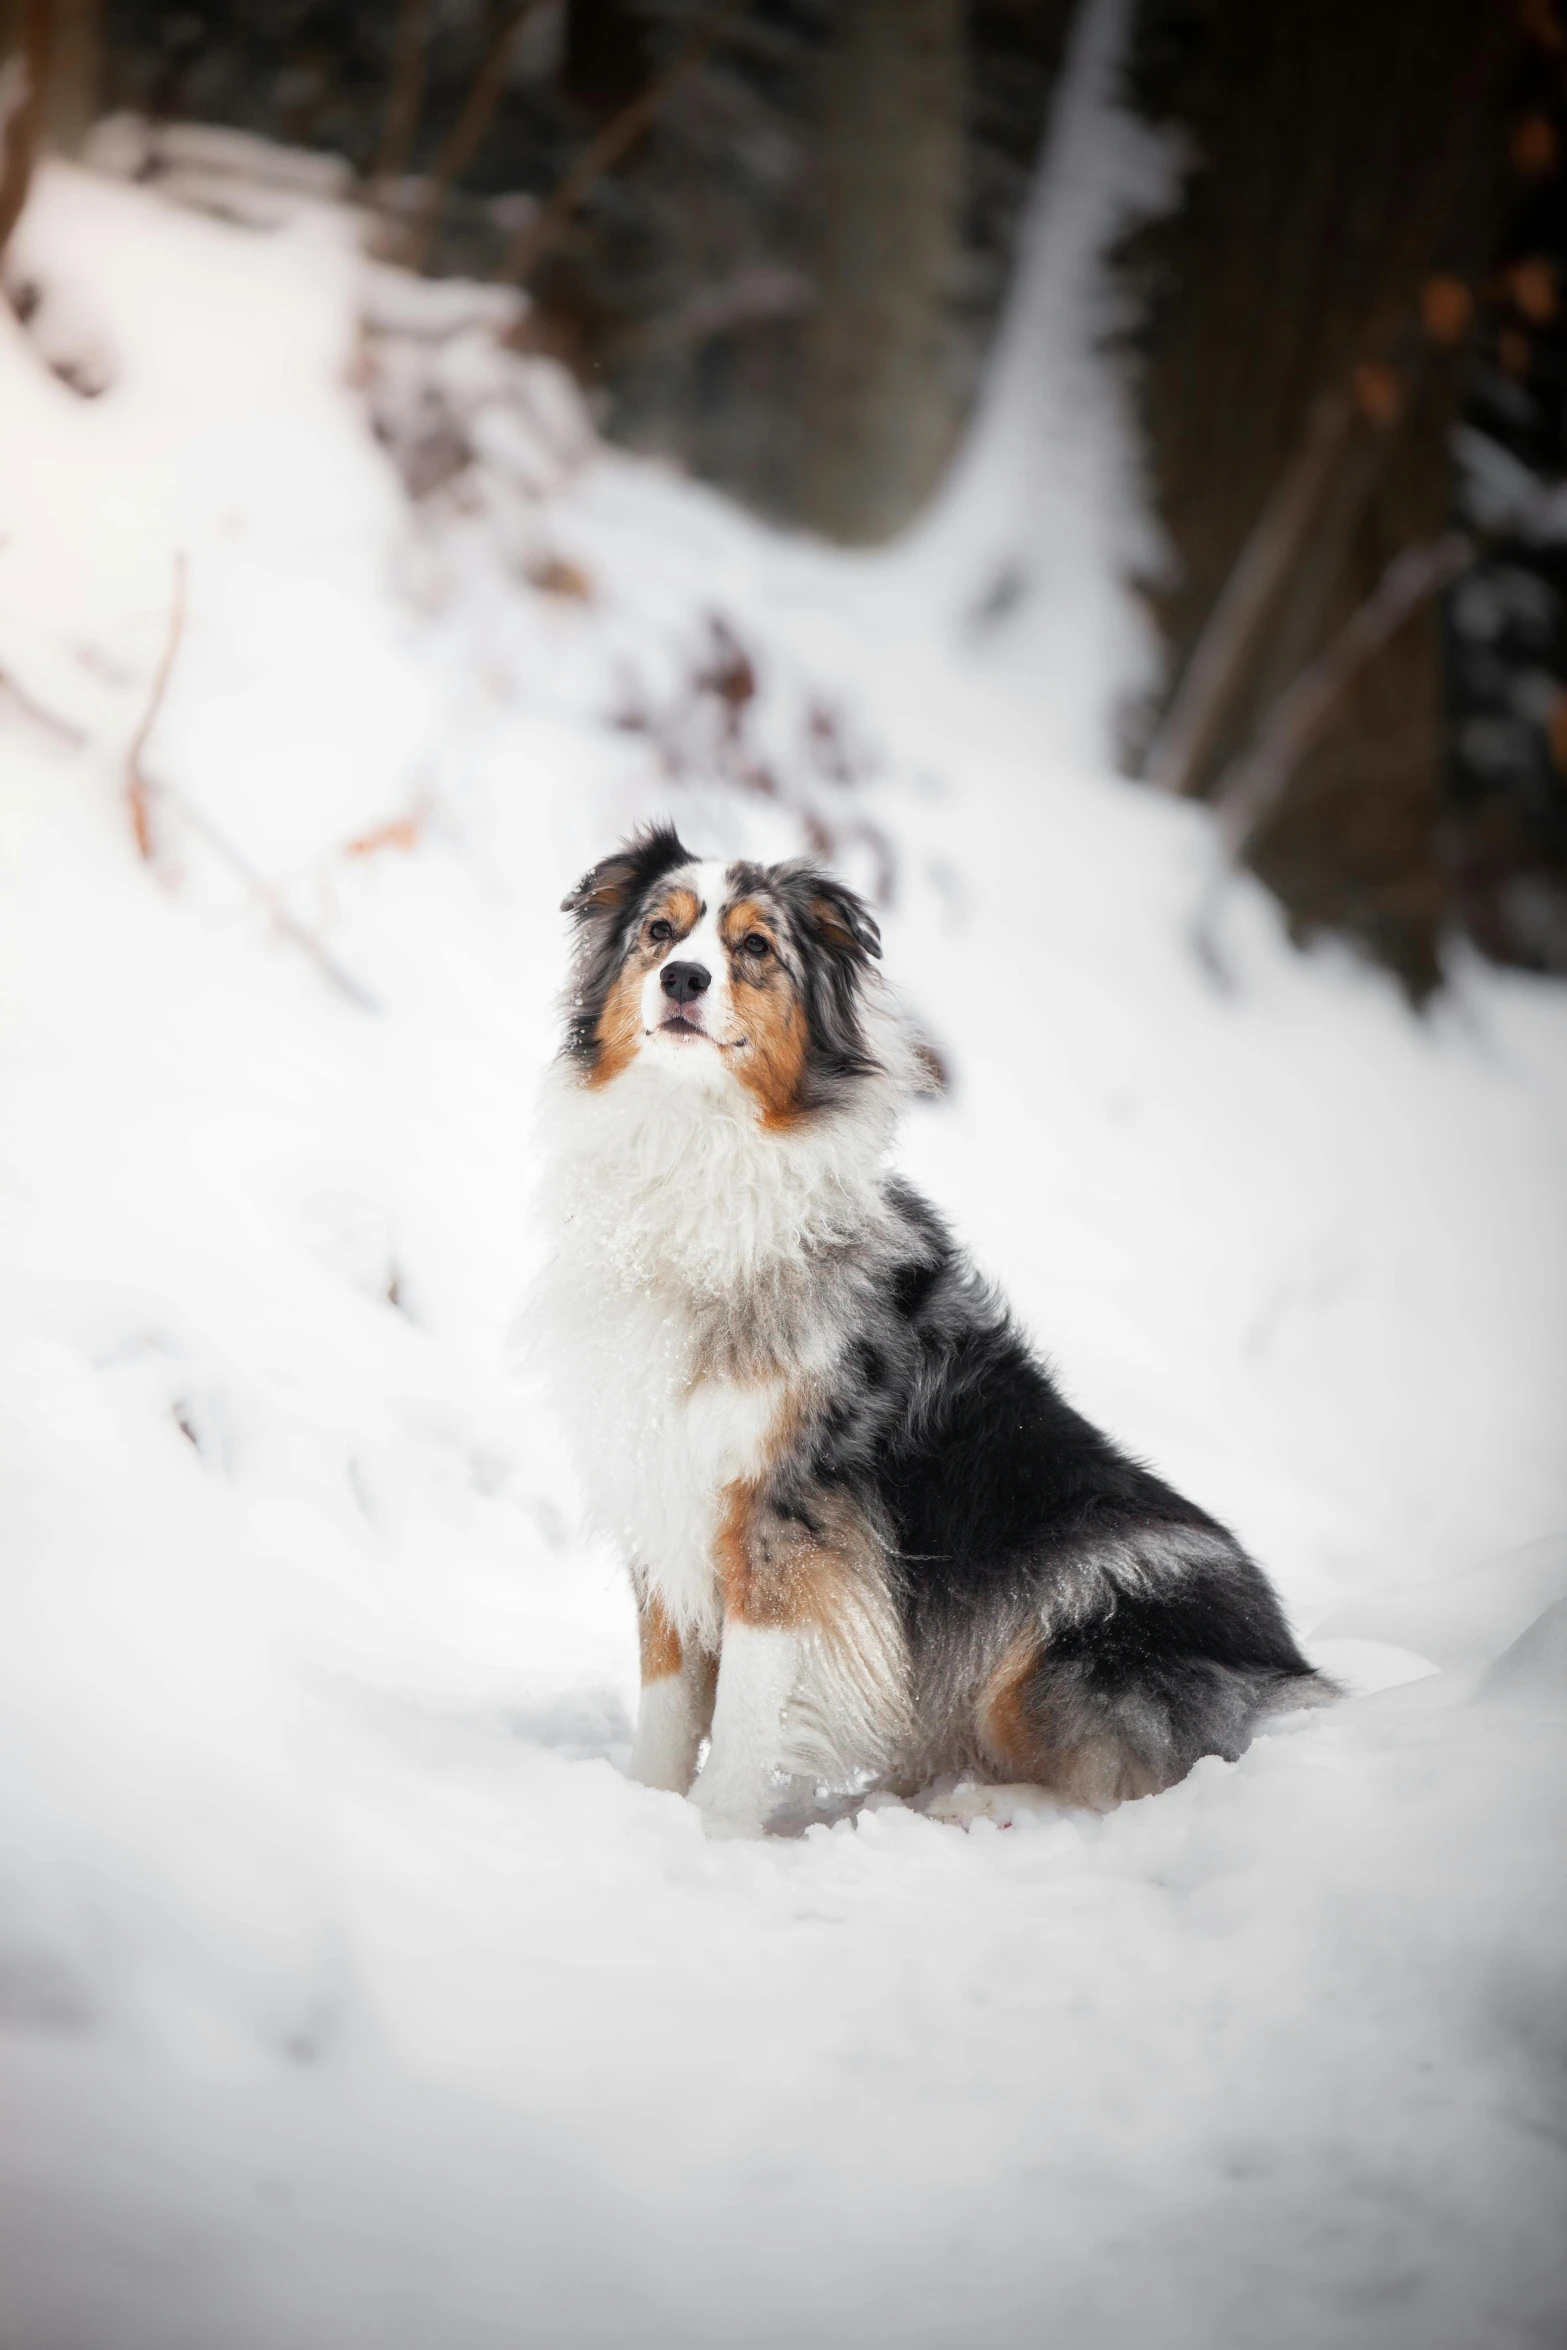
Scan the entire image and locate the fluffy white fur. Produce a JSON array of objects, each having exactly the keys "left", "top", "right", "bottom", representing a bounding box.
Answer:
[
  {"left": 626, "top": 1669, "right": 710, "bottom": 1795},
  {"left": 688, "top": 1622, "right": 803, "bottom": 1837},
  {"left": 535, "top": 1042, "right": 898, "bottom": 1644}
]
